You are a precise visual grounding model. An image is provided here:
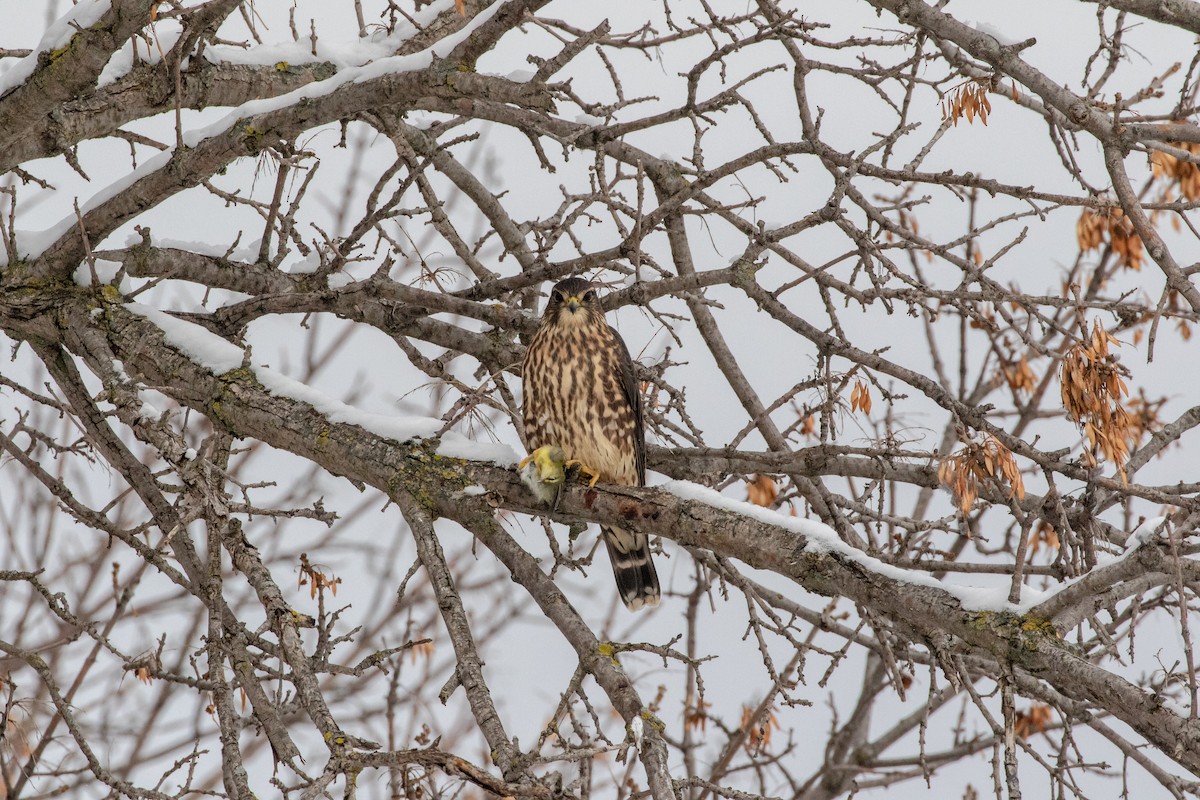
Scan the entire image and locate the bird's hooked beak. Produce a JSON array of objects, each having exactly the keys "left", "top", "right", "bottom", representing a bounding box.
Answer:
[{"left": 564, "top": 295, "right": 583, "bottom": 313}]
